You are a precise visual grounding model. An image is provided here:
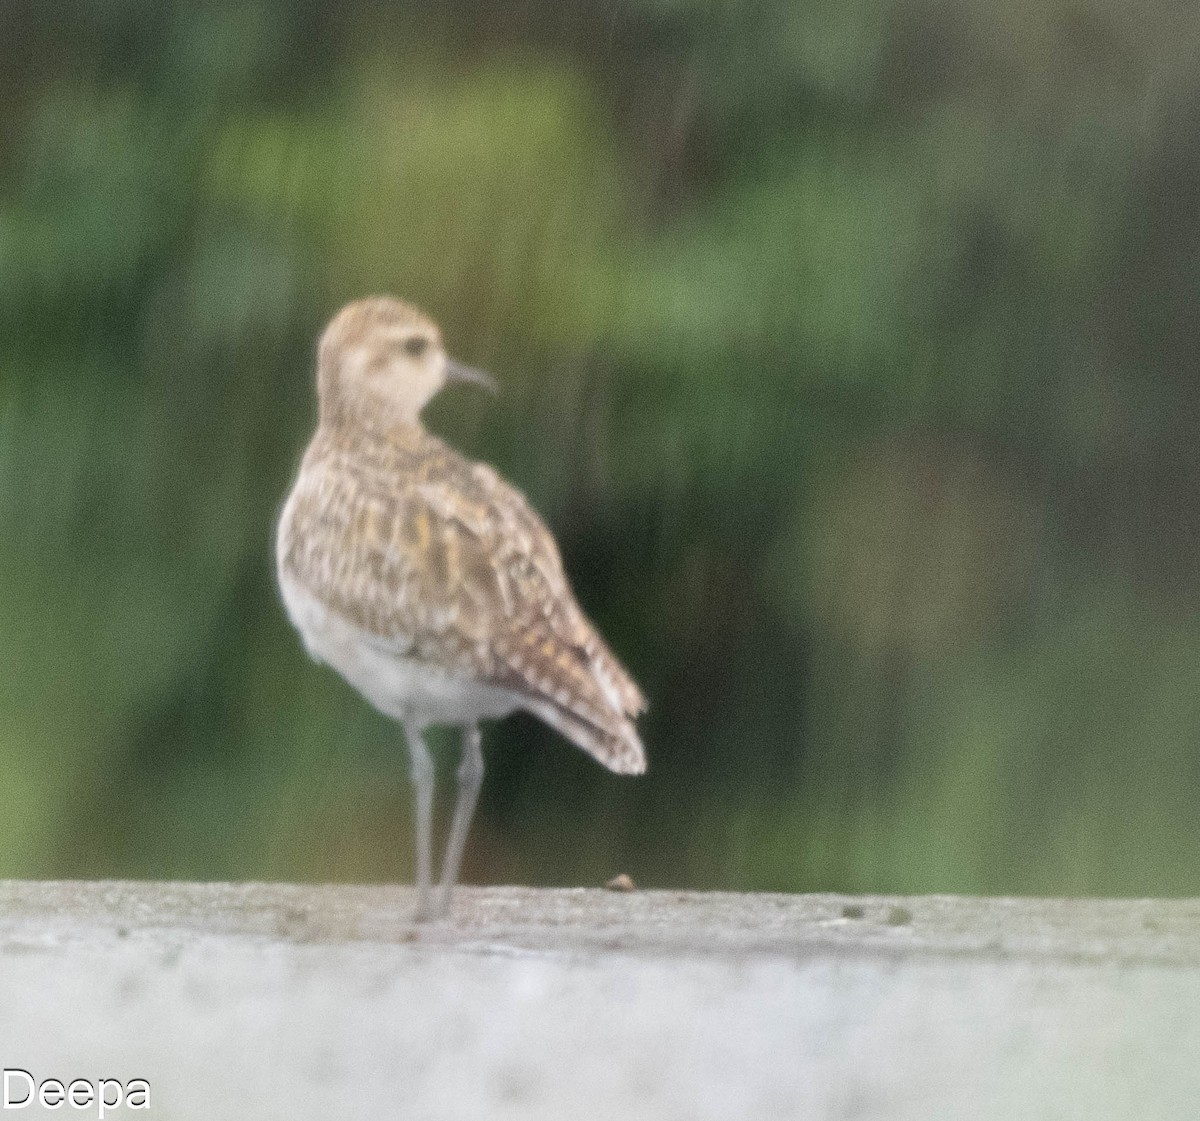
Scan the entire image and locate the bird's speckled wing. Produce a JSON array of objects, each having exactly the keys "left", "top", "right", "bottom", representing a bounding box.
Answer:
[{"left": 279, "top": 426, "right": 645, "bottom": 773}]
